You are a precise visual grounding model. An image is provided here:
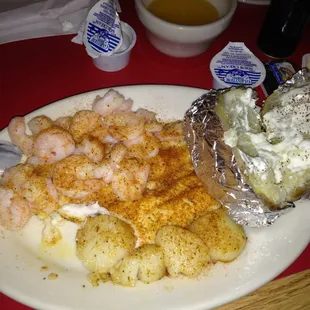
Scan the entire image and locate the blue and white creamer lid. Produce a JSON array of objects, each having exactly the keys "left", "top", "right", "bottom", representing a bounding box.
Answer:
[
  {"left": 210, "top": 42, "right": 266, "bottom": 89},
  {"left": 72, "top": 0, "right": 123, "bottom": 58}
]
